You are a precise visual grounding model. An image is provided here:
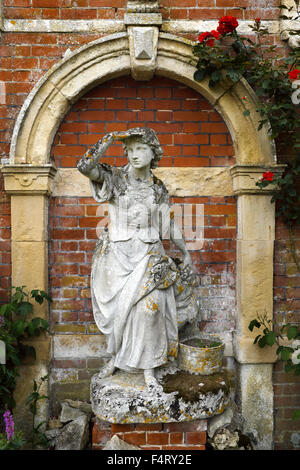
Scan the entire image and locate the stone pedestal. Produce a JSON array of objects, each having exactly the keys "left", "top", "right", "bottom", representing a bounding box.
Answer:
[
  {"left": 91, "top": 366, "right": 231, "bottom": 424},
  {"left": 91, "top": 365, "right": 231, "bottom": 449}
]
